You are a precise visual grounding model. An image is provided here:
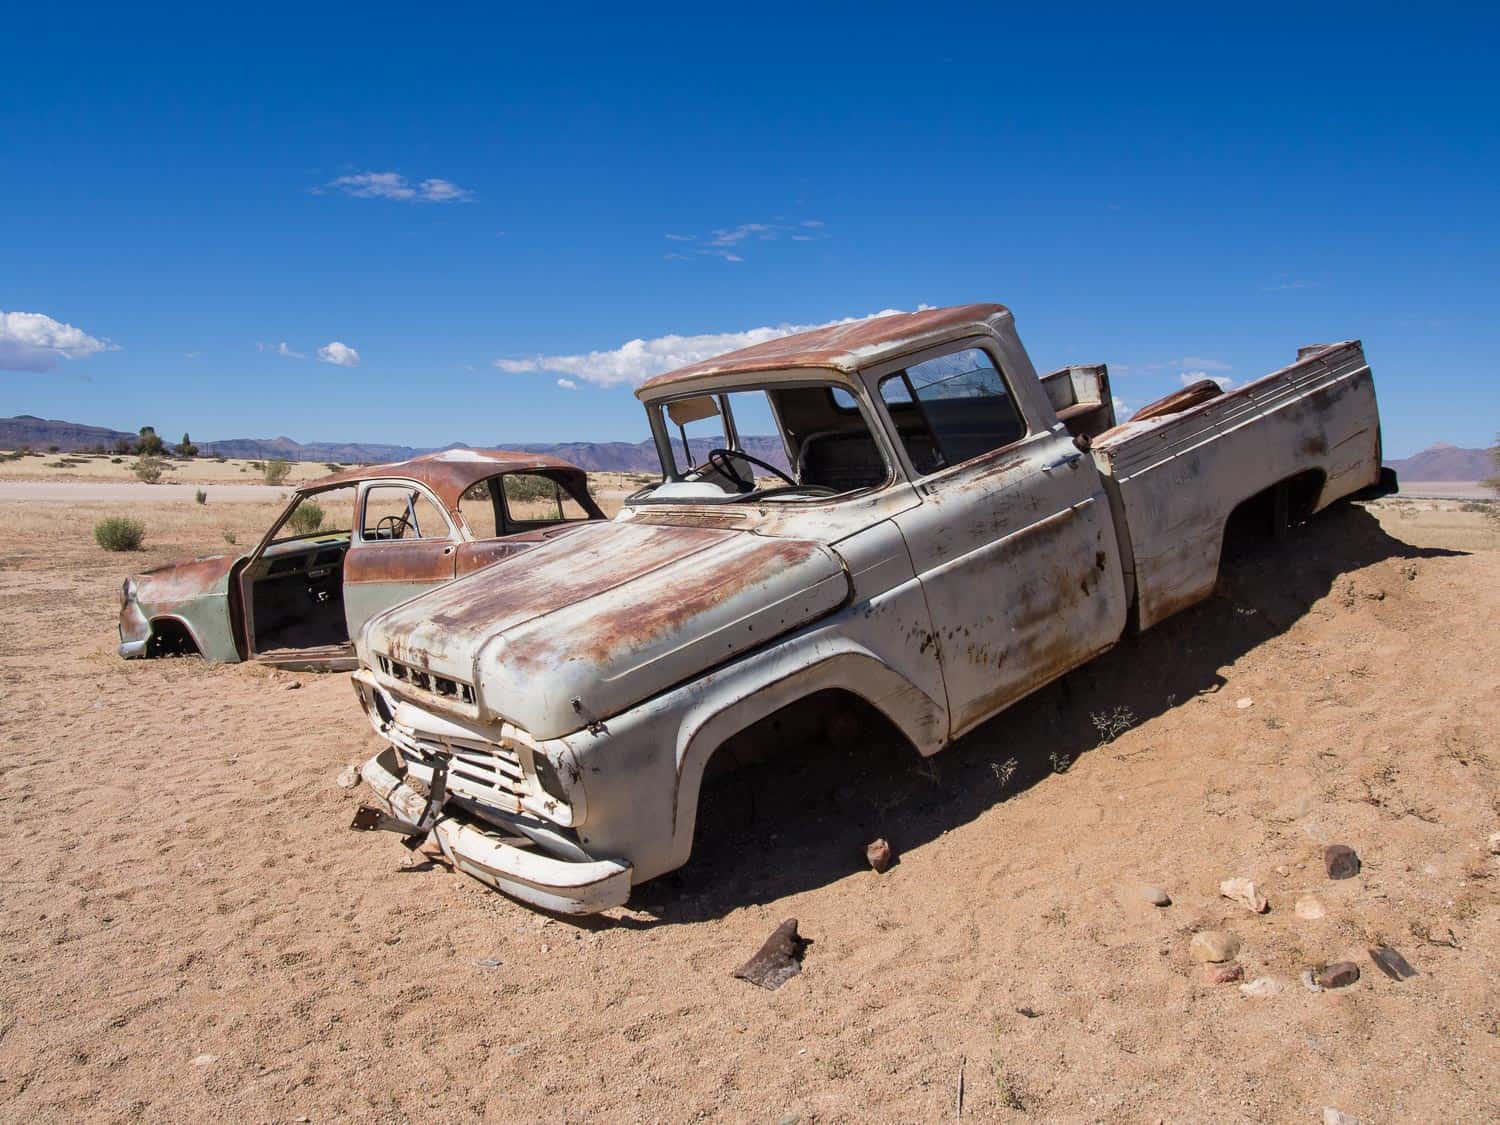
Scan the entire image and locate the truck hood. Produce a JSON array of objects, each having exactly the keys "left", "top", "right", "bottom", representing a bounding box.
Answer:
[{"left": 362, "top": 519, "right": 851, "bottom": 739}]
